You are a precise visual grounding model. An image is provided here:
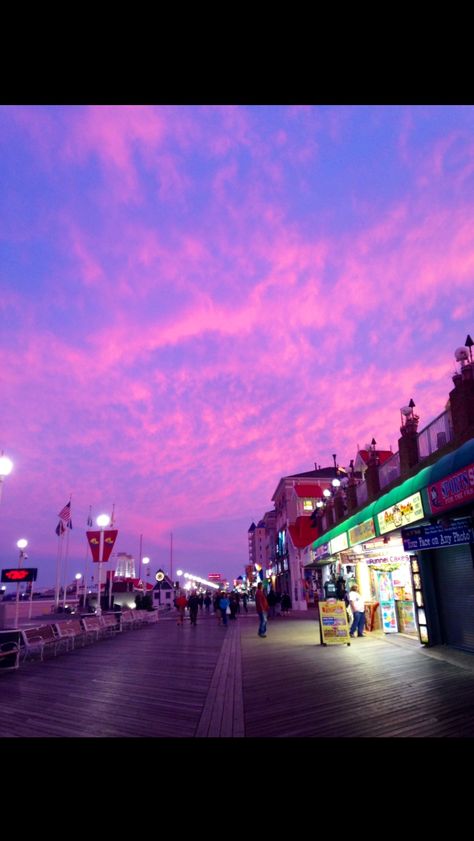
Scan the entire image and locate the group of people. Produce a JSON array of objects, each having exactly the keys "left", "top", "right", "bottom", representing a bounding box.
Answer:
[{"left": 174, "top": 584, "right": 292, "bottom": 639}]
